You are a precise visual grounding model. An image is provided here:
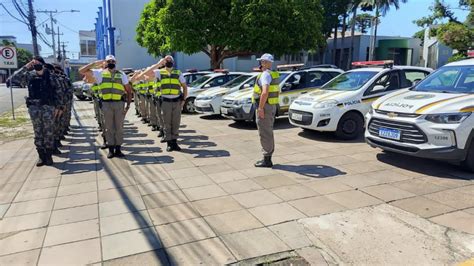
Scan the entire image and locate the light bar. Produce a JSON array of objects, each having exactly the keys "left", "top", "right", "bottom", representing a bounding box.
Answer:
[
  {"left": 277, "top": 63, "right": 305, "bottom": 69},
  {"left": 352, "top": 60, "right": 394, "bottom": 67},
  {"left": 213, "top": 69, "right": 229, "bottom": 73},
  {"left": 186, "top": 68, "right": 198, "bottom": 73},
  {"left": 468, "top": 50, "right": 474, "bottom": 58}
]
